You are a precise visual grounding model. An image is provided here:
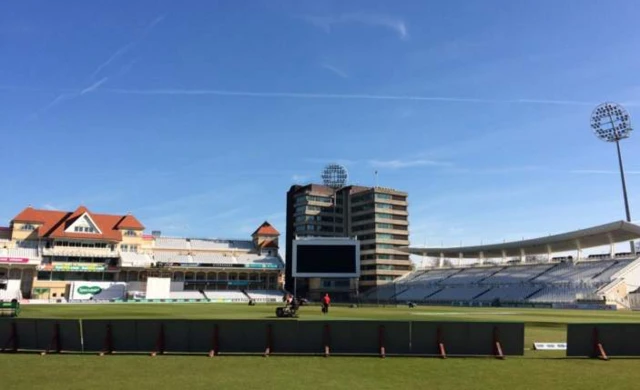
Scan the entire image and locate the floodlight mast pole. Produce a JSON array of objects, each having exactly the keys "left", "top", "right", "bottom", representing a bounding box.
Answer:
[
  {"left": 614, "top": 139, "right": 632, "bottom": 224},
  {"left": 607, "top": 109, "right": 634, "bottom": 254}
]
